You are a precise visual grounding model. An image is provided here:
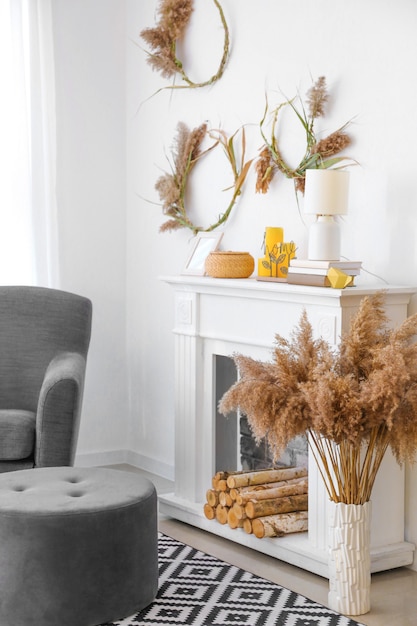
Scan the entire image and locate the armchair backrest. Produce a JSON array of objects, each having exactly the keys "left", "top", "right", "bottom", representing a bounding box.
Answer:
[{"left": 0, "top": 286, "right": 92, "bottom": 411}]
